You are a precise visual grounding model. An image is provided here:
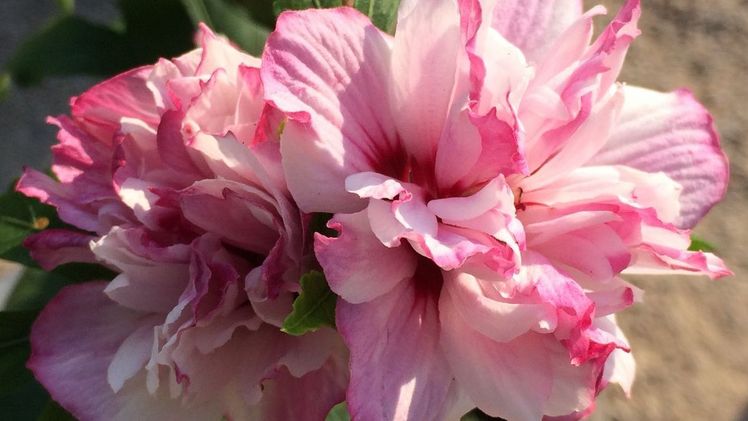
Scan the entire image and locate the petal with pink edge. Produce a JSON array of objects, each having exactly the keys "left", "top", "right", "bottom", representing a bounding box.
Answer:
[
  {"left": 441, "top": 288, "right": 603, "bottom": 419},
  {"left": 262, "top": 7, "right": 398, "bottom": 213},
  {"left": 591, "top": 86, "right": 729, "bottom": 228},
  {"left": 596, "top": 315, "right": 636, "bottom": 397},
  {"left": 71, "top": 66, "right": 159, "bottom": 141}
]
